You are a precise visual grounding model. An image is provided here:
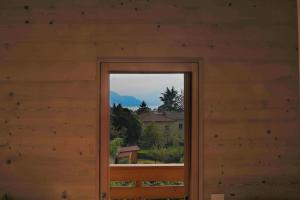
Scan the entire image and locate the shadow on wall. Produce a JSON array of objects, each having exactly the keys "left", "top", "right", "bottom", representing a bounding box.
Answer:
[
  {"left": 0, "top": 191, "right": 68, "bottom": 200},
  {"left": 1, "top": 194, "right": 10, "bottom": 200}
]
